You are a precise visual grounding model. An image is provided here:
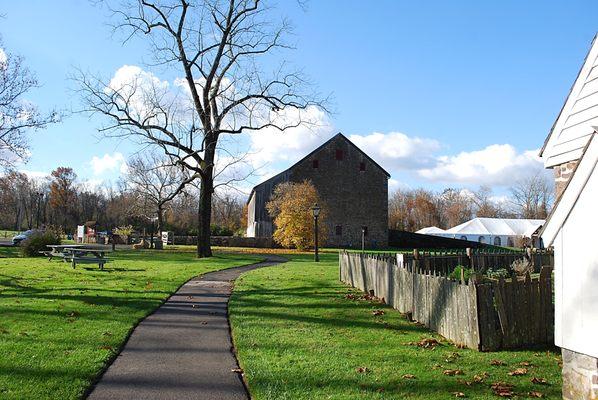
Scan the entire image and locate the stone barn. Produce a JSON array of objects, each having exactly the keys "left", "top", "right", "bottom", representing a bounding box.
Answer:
[{"left": 246, "top": 133, "right": 390, "bottom": 248}]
